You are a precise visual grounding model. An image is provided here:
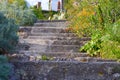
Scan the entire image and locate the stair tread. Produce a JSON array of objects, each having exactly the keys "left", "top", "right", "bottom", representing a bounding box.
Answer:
[
  {"left": 17, "top": 21, "right": 90, "bottom": 61},
  {"left": 30, "top": 32, "right": 75, "bottom": 34},
  {"left": 13, "top": 51, "right": 88, "bottom": 57},
  {"left": 27, "top": 36, "right": 90, "bottom": 40},
  {"left": 19, "top": 38, "right": 88, "bottom": 45}
]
